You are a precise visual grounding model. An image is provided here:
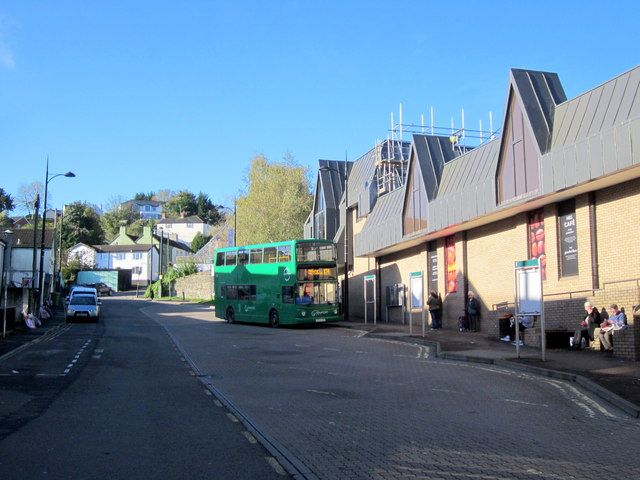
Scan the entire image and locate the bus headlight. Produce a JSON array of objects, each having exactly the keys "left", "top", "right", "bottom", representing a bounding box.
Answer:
[{"left": 300, "top": 310, "right": 306, "bottom": 317}]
